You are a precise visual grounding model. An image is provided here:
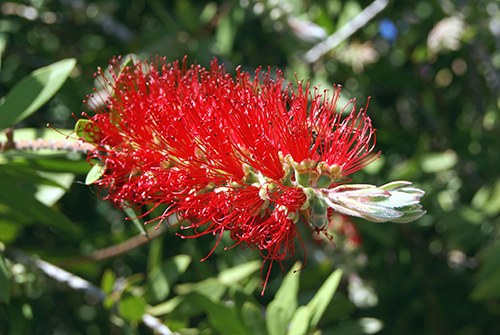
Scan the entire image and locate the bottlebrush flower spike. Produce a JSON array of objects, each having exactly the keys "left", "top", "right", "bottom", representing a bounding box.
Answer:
[{"left": 78, "top": 56, "right": 426, "bottom": 293}]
